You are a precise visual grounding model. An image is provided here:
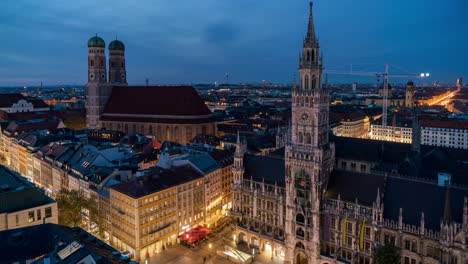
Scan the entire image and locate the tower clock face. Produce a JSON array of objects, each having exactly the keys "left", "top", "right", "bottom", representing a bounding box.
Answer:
[{"left": 299, "top": 112, "right": 310, "bottom": 122}]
